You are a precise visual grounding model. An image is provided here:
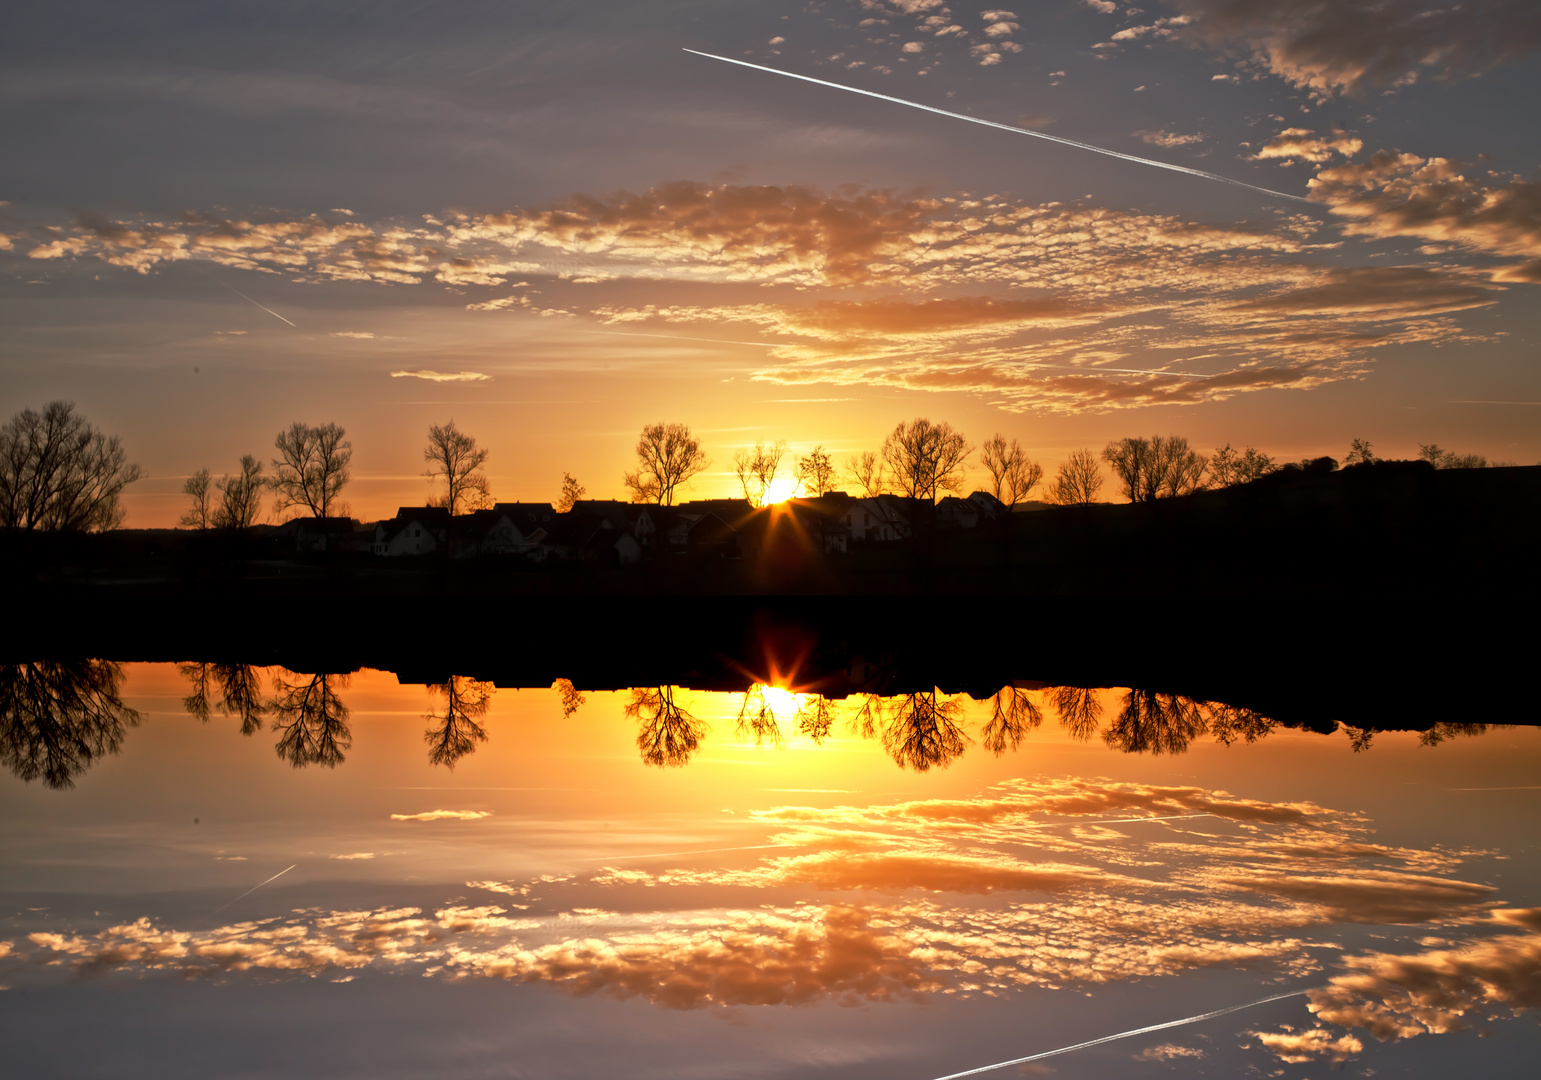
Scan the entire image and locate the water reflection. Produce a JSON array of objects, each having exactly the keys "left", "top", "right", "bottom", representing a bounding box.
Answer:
[
  {"left": 424, "top": 677, "right": 494, "bottom": 769},
  {"left": 0, "top": 660, "right": 140, "bottom": 788},
  {"left": 179, "top": 662, "right": 266, "bottom": 734},
  {"left": 270, "top": 671, "right": 352, "bottom": 768},
  {"left": 628, "top": 686, "right": 705, "bottom": 768}
]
